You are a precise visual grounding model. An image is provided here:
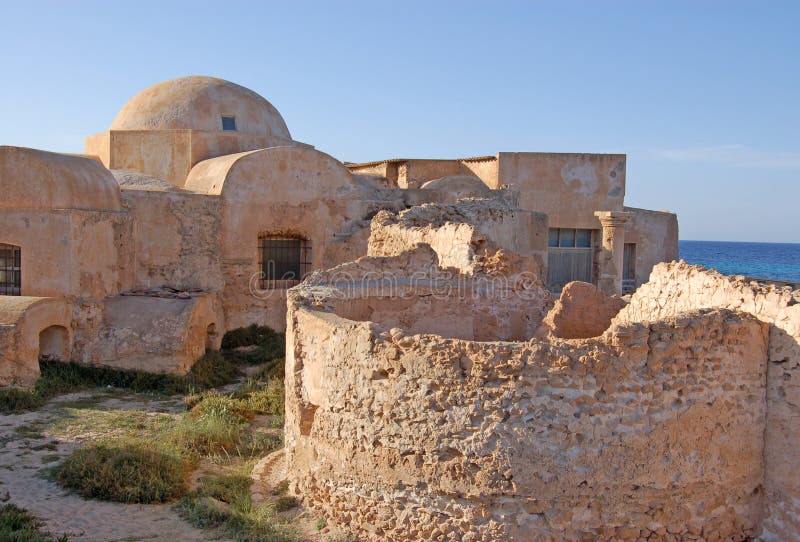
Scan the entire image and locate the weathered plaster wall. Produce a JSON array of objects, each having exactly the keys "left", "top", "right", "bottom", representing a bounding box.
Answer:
[
  {"left": 186, "top": 146, "right": 380, "bottom": 331},
  {"left": 623, "top": 207, "right": 679, "bottom": 288},
  {"left": 0, "top": 297, "right": 71, "bottom": 387},
  {"left": 285, "top": 276, "right": 768, "bottom": 540},
  {"left": 71, "top": 293, "right": 223, "bottom": 374},
  {"left": 86, "top": 130, "right": 299, "bottom": 186},
  {"left": 613, "top": 261, "right": 800, "bottom": 540},
  {"left": 121, "top": 188, "right": 224, "bottom": 291},
  {"left": 497, "top": 152, "right": 626, "bottom": 229},
  {"left": 0, "top": 209, "right": 132, "bottom": 299},
  {"left": 87, "top": 130, "right": 194, "bottom": 186}
]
